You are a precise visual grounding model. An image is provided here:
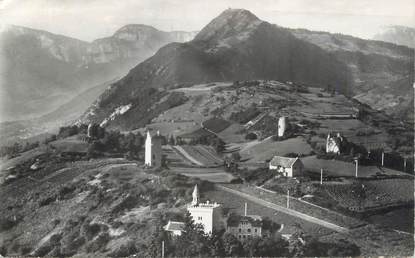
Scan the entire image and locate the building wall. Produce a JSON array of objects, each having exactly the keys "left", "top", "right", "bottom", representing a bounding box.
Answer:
[
  {"left": 188, "top": 206, "right": 216, "bottom": 234},
  {"left": 278, "top": 117, "right": 287, "bottom": 137},
  {"left": 145, "top": 135, "right": 162, "bottom": 167},
  {"left": 227, "top": 223, "right": 262, "bottom": 241},
  {"left": 151, "top": 138, "right": 162, "bottom": 167}
]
